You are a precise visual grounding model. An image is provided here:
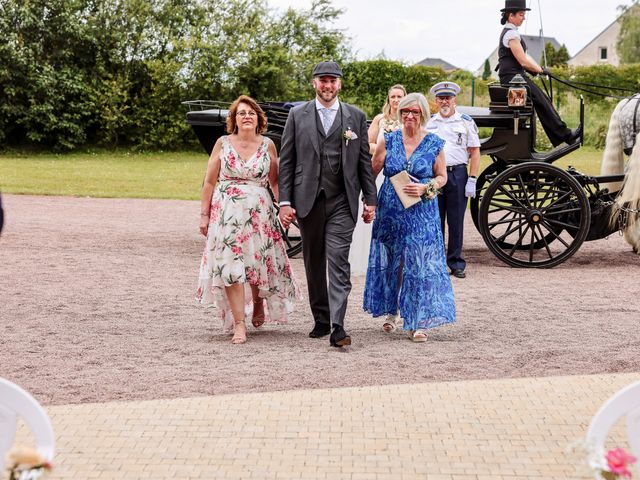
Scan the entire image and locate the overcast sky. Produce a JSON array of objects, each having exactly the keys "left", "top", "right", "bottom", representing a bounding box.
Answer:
[{"left": 268, "top": 0, "right": 628, "bottom": 72}]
